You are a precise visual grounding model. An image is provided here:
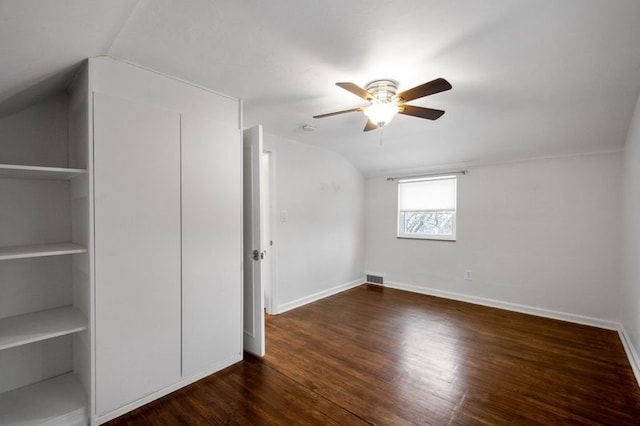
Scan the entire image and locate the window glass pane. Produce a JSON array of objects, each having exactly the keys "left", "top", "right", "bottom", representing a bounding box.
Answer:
[{"left": 402, "top": 211, "right": 454, "bottom": 236}]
